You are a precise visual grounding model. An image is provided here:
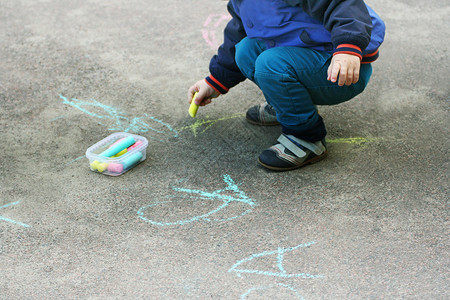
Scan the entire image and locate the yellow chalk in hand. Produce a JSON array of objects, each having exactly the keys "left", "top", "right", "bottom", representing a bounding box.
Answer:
[{"left": 189, "top": 92, "right": 199, "bottom": 118}]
